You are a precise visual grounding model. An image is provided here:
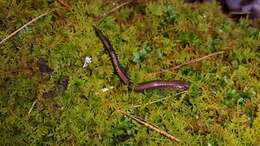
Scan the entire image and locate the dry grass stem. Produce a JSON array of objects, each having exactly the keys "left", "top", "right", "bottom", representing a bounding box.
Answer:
[
  {"left": 103, "top": 0, "right": 133, "bottom": 17},
  {"left": 57, "top": 0, "right": 70, "bottom": 10},
  {"left": 132, "top": 91, "right": 188, "bottom": 108},
  {"left": 151, "top": 51, "right": 224, "bottom": 76},
  {"left": 0, "top": 11, "right": 51, "bottom": 45},
  {"left": 172, "top": 51, "right": 224, "bottom": 69},
  {"left": 117, "top": 109, "right": 180, "bottom": 142},
  {"left": 28, "top": 100, "right": 37, "bottom": 114}
]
